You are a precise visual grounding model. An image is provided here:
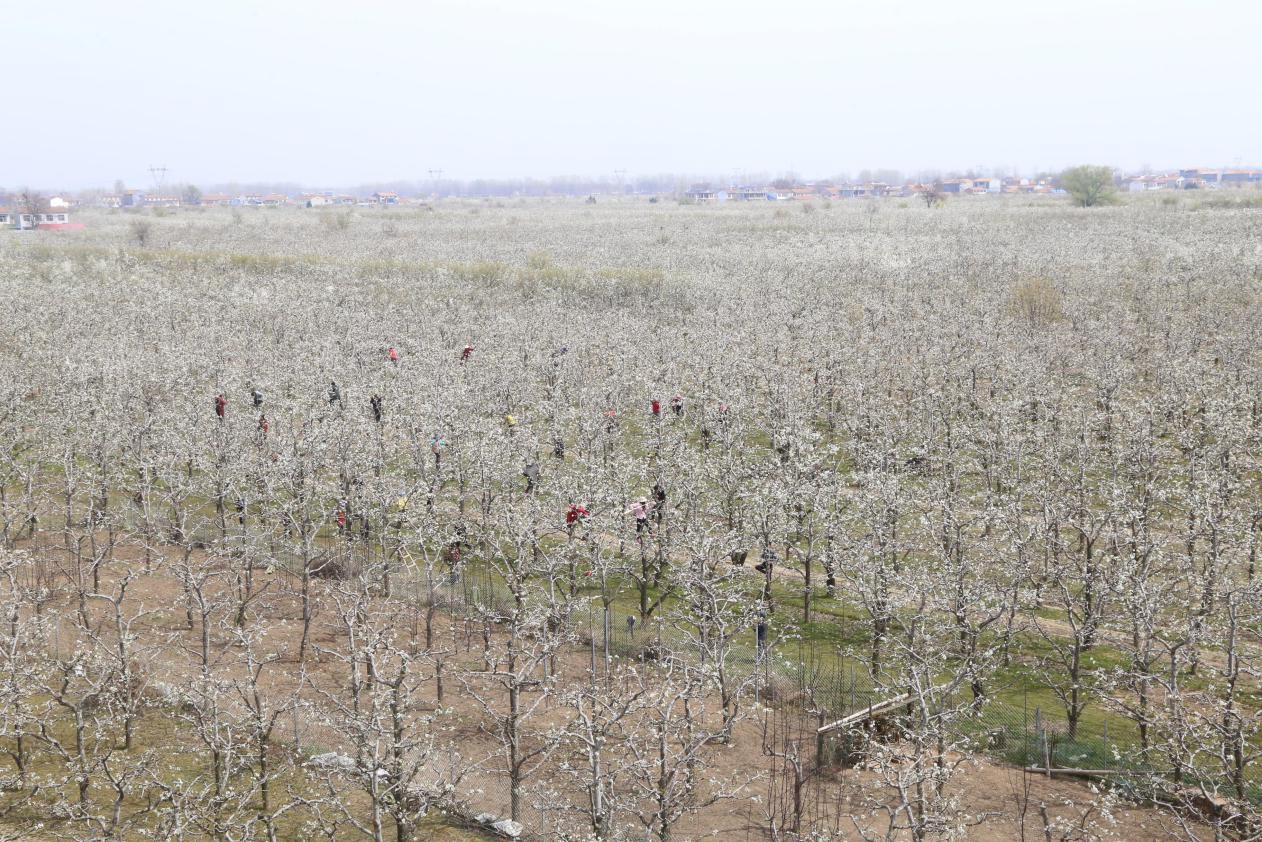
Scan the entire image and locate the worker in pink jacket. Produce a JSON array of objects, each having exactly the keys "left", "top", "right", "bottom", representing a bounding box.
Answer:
[{"left": 628, "top": 498, "right": 653, "bottom": 534}]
